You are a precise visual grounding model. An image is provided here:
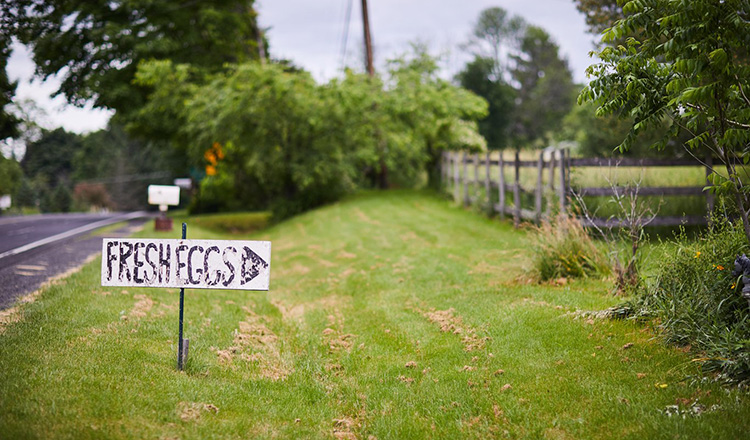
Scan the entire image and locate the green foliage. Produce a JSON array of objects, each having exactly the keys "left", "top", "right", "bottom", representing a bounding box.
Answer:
[
  {"left": 384, "top": 46, "right": 488, "bottom": 188},
  {"left": 510, "top": 26, "right": 577, "bottom": 148},
  {"left": 21, "top": 128, "right": 80, "bottom": 189},
  {"left": 0, "top": 35, "right": 19, "bottom": 140},
  {"left": 465, "top": 7, "right": 527, "bottom": 79},
  {"left": 39, "top": 183, "right": 72, "bottom": 213},
  {"left": 13, "top": 177, "right": 36, "bottom": 207},
  {"left": 581, "top": 0, "right": 750, "bottom": 238},
  {"left": 2, "top": 0, "right": 263, "bottom": 117},
  {"left": 561, "top": 100, "right": 692, "bottom": 157},
  {"left": 529, "top": 214, "right": 610, "bottom": 281},
  {"left": 463, "top": 9, "right": 576, "bottom": 150},
  {"left": 574, "top": 0, "right": 623, "bottom": 35},
  {"left": 628, "top": 220, "right": 750, "bottom": 383},
  {"left": 73, "top": 125, "right": 174, "bottom": 211},
  {"left": 456, "top": 56, "right": 516, "bottom": 150},
  {"left": 0, "top": 153, "right": 21, "bottom": 196},
  {"left": 189, "top": 211, "right": 270, "bottom": 235},
  {"left": 136, "top": 48, "right": 486, "bottom": 219}
]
